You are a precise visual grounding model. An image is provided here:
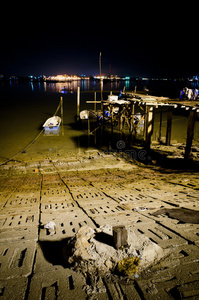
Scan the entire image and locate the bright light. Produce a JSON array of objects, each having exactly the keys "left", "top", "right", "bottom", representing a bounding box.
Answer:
[{"left": 46, "top": 74, "right": 82, "bottom": 81}]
